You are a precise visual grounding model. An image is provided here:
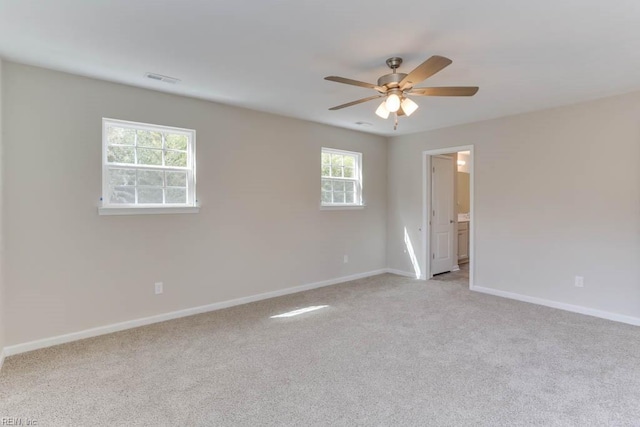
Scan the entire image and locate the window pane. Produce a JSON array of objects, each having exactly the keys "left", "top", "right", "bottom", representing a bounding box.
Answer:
[
  {"left": 107, "top": 126, "right": 135, "bottom": 146},
  {"left": 165, "top": 150, "right": 187, "bottom": 167},
  {"left": 103, "top": 120, "right": 196, "bottom": 209},
  {"left": 343, "top": 167, "right": 354, "bottom": 178},
  {"left": 137, "top": 130, "right": 162, "bottom": 148},
  {"left": 107, "top": 146, "right": 135, "bottom": 164},
  {"left": 165, "top": 134, "right": 188, "bottom": 150},
  {"left": 320, "top": 149, "right": 361, "bottom": 206},
  {"left": 344, "top": 155, "right": 355, "bottom": 168},
  {"left": 165, "top": 187, "right": 186, "bottom": 204},
  {"left": 137, "top": 148, "right": 162, "bottom": 165},
  {"left": 109, "top": 168, "right": 136, "bottom": 186},
  {"left": 345, "top": 191, "right": 355, "bottom": 204},
  {"left": 137, "top": 187, "right": 163, "bottom": 204},
  {"left": 166, "top": 171, "right": 187, "bottom": 187},
  {"left": 137, "top": 170, "right": 163, "bottom": 186},
  {"left": 109, "top": 186, "right": 135, "bottom": 204}
]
